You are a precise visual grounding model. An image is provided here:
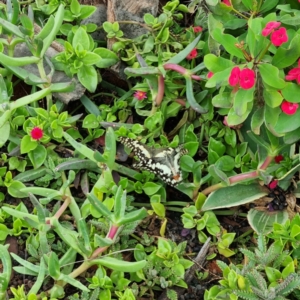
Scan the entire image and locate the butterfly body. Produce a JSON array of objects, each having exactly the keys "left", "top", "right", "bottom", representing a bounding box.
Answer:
[{"left": 119, "top": 137, "right": 187, "bottom": 186}]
